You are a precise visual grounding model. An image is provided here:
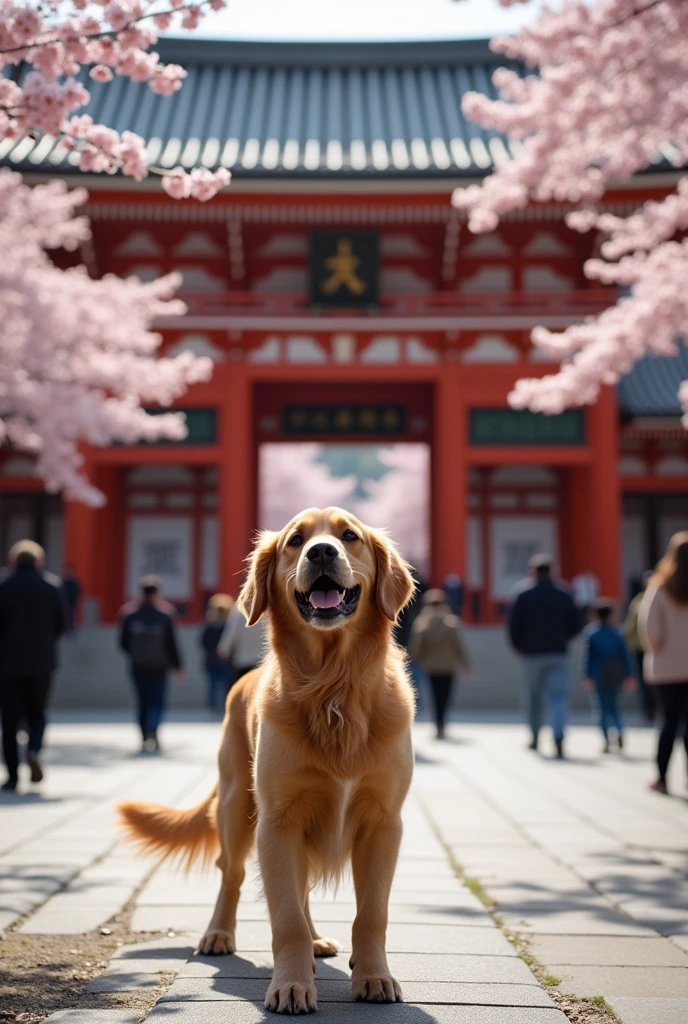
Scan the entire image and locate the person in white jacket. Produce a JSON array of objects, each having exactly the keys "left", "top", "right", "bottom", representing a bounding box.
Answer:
[
  {"left": 639, "top": 531, "right": 688, "bottom": 795},
  {"left": 217, "top": 603, "right": 267, "bottom": 680}
]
